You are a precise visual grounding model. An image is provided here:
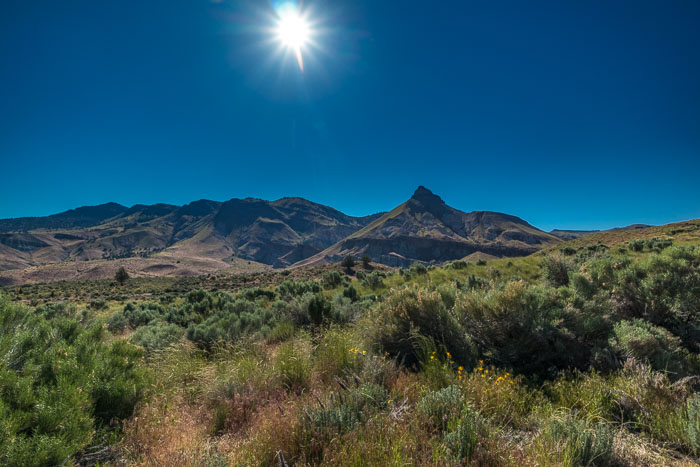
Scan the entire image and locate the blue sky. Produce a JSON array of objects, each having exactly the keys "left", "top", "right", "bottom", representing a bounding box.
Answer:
[{"left": 1, "top": 0, "right": 698, "bottom": 231}]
